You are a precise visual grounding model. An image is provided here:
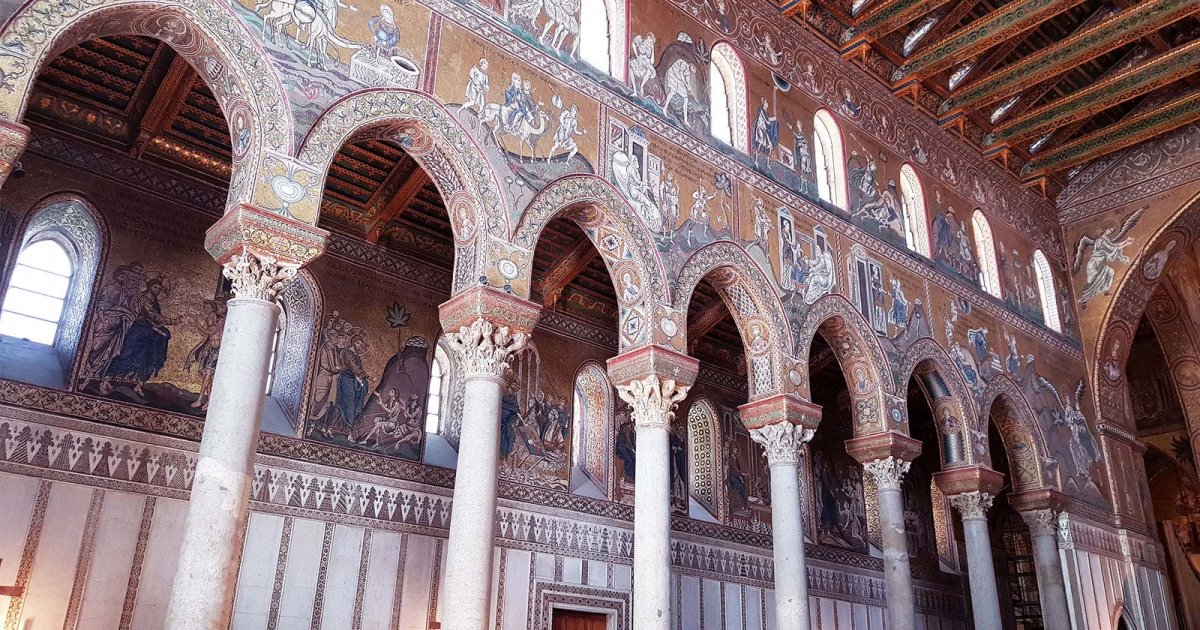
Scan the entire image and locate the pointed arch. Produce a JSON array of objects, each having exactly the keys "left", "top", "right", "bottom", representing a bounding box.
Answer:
[
  {"left": 299, "top": 88, "right": 508, "bottom": 293},
  {"left": 708, "top": 42, "right": 748, "bottom": 153},
  {"left": 271, "top": 269, "right": 324, "bottom": 431},
  {"left": 3, "top": 193, "right": 107, "bottom": 379},
  {"left": 573, "top": 361, "right": 614, "bottom": 497},
  {"left": 0, "top": 0, "right": 294, "bottom": 211},
  {"left": 978, "top": 374, "right": 1052, "bottom": 492},
  {"left": 972, "top": 209, "right": 1002, "bottom": 298},
  {"left": 896, "top": 337, "right": 981, "bottom": 468},
  {"left": 796, "top": 294, "right": 898, "bottom": 436},
  {"left": 813, "top": 109, "right": 848, "bottom": 211},
  {"left": 673, "top": 241, "right": 792, "bottom": 399},
  {"left": 514, "top": 174, "right": 670, "bottom": 349}
]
